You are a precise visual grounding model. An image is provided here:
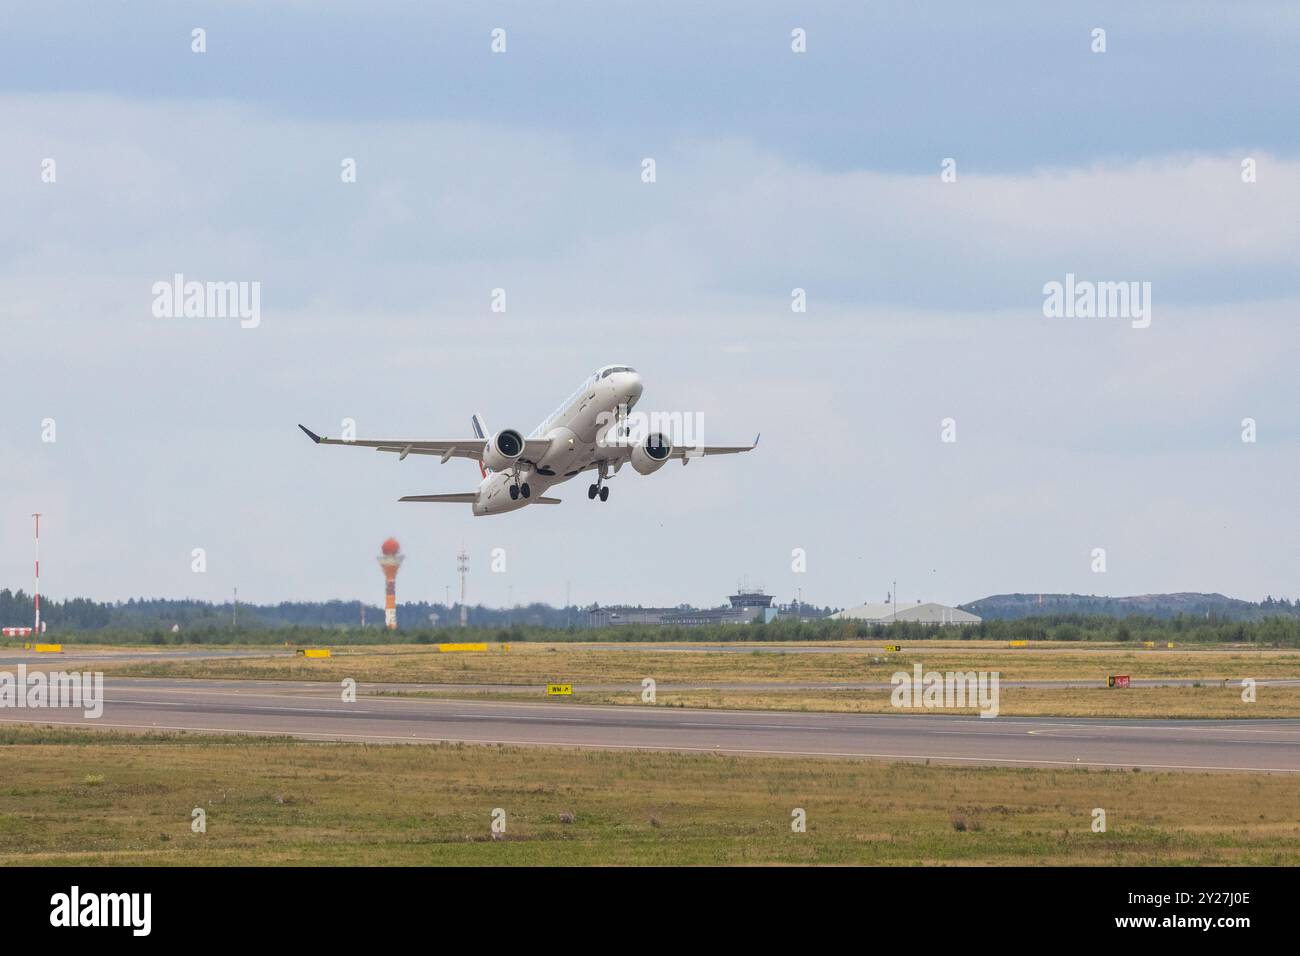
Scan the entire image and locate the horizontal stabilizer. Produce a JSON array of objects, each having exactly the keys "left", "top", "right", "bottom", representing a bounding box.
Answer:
[{"left": 398, "top": 493, "right": 562, "bottom": 505}]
